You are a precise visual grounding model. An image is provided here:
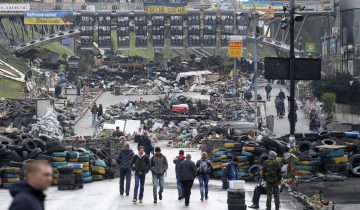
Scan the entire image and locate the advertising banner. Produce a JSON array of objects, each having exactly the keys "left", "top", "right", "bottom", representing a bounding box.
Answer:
[
  {"left": 220, "top": 10, "right": 235, "bottom": 47},
  {"left": 0, "top": 3, "right": 29, "bottom": 11},
  {"left": 228, "top": 36, "right": 243, "bottom": 58},
  {"left": 144, "top": 2, "right": 187, "bottom": 15},
  {"left": 98, "top": 11, "right": 112, "bottom": 50},
  {"left": 203, "top": 10, "right": 217, "bottom": 48},
  {"left": 24, "top": 11, "right": 73, "bottom": 25},
  {"left": 151, "top": 15, "right": 165, "bottom": 48},
  {"left": 80, "top": 11, "right": 96, "bottom": 50},
  {"left": 187, "top": 10, "right": 201, "bottom": 48},
  {"left": 134, "top": 11, "right": 148, "bottom": 48},
  {"left": 170, "top": 15, "right": 184, "bottom": 48},
  {"left": 241, "top": 1, "right": 284, "bottom": 11},
  {"left": 117, "top": 11, "right": 130, "bottom": 49}
]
